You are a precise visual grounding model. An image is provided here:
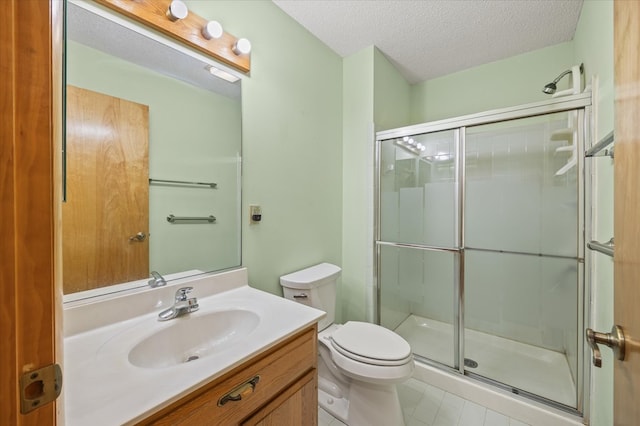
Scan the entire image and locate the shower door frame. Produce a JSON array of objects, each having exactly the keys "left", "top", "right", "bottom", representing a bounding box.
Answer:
[{"left": 374, "top": 92, "right": 592, "bottom": 415}]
